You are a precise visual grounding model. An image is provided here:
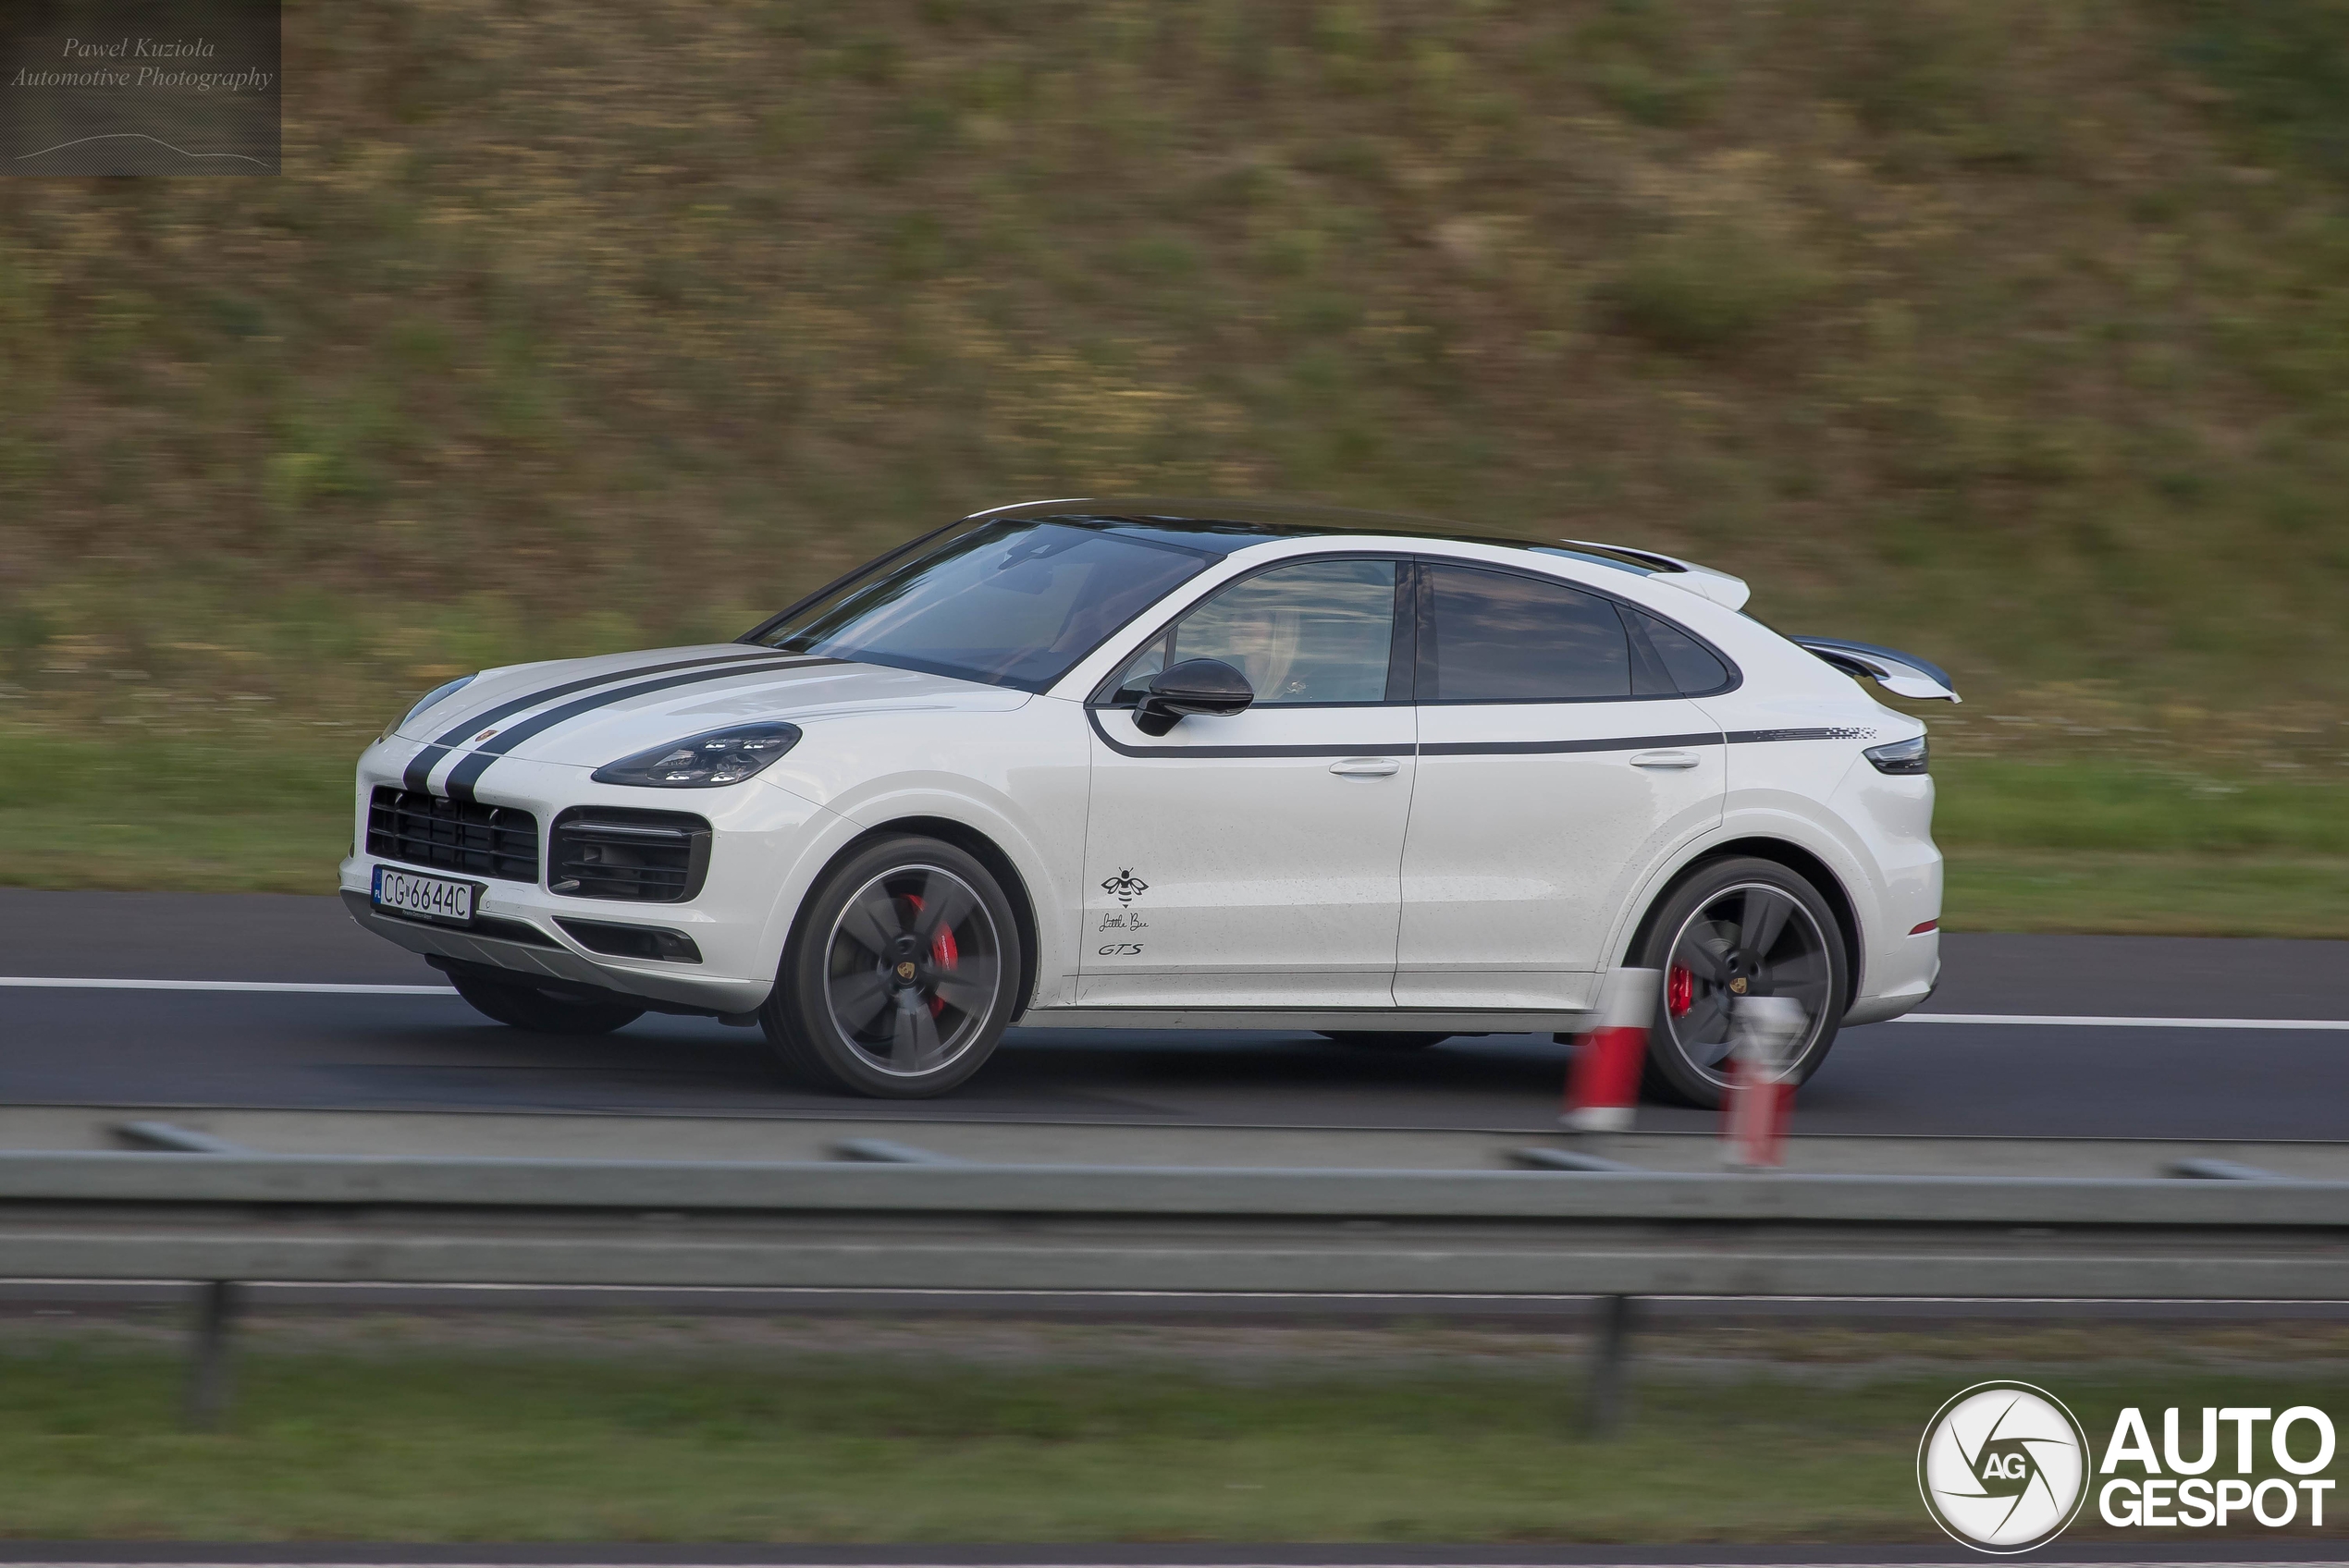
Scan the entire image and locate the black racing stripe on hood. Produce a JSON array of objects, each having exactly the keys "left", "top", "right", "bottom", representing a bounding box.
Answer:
[
  {"left": 401, "top": 651, "right": 781, "bottom": 793},
  {"left": 440, "top": 656, "right": 843, "bottom": 802}
]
